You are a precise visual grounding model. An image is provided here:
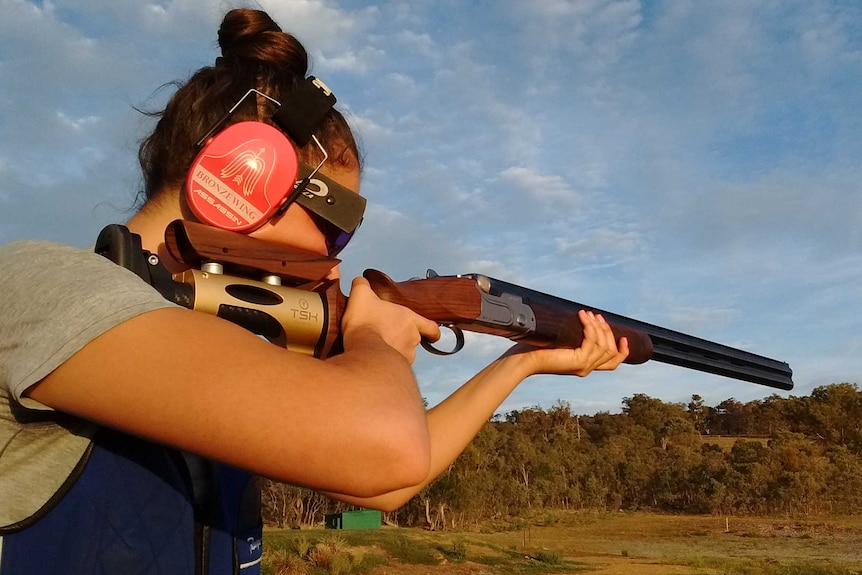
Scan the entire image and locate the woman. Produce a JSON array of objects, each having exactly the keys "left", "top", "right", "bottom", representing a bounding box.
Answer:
[{"left": 0, "top": 8, "right": 628, "bottom": 574}]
